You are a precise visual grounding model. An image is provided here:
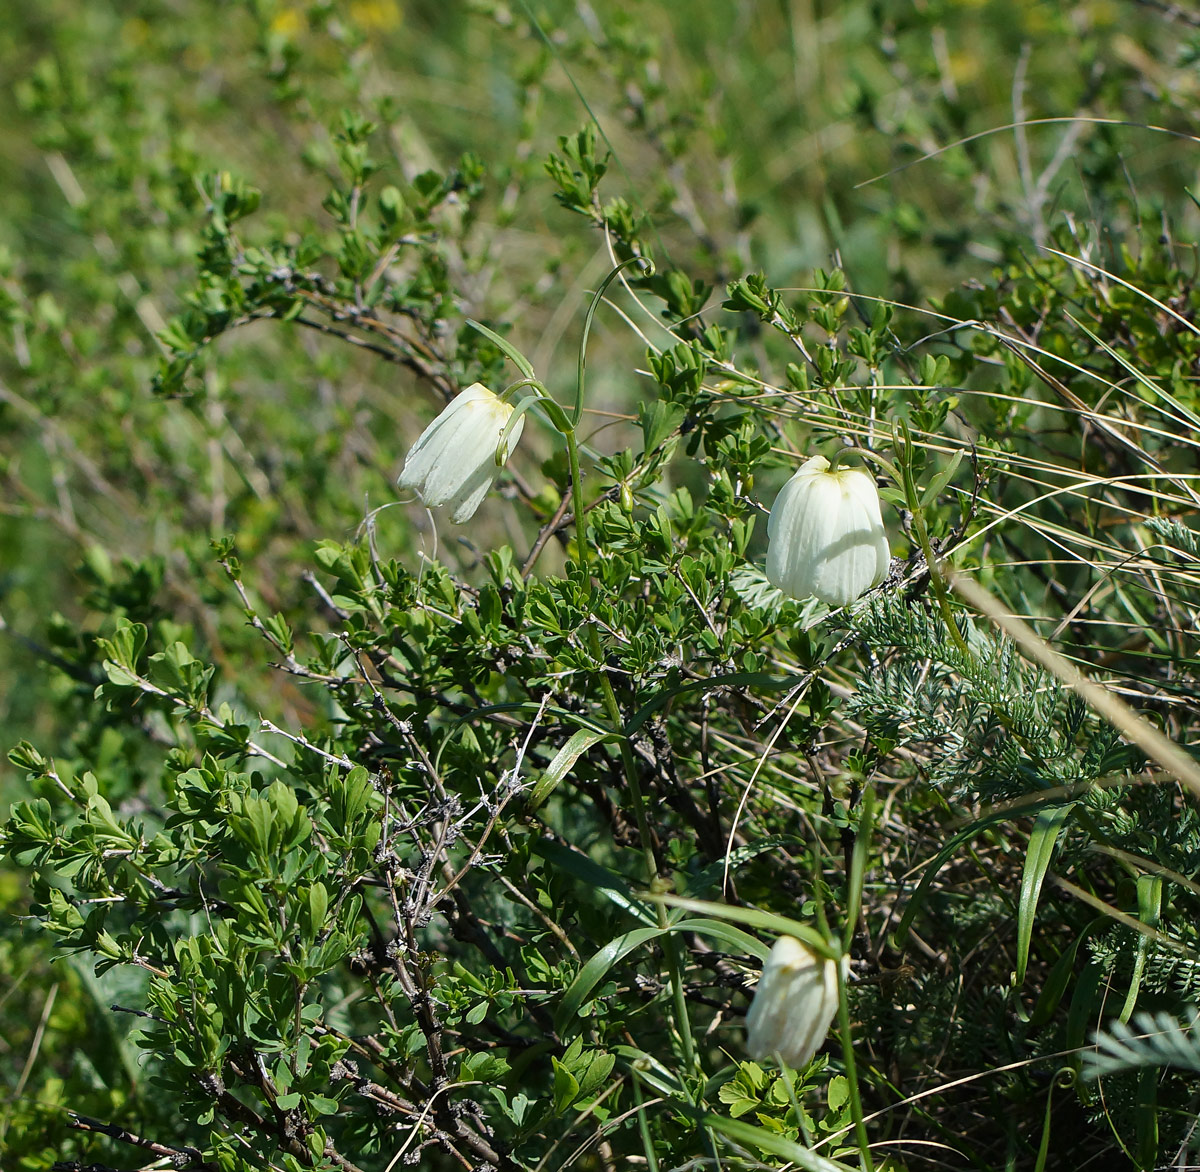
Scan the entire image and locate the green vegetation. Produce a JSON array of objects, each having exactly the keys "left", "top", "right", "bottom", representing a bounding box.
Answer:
[{"left": 4, "top": 2, "right": 1200, "bottom": 1169}]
